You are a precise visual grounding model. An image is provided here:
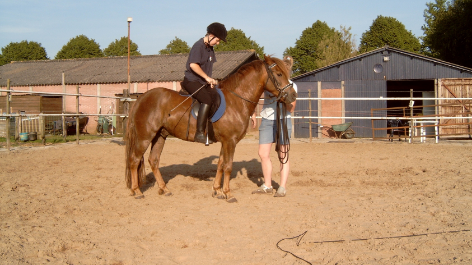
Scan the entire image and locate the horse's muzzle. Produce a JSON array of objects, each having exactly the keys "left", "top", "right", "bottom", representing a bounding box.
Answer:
[{"left": 281, "top": 90, "right": 297, "bottom": 104}]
